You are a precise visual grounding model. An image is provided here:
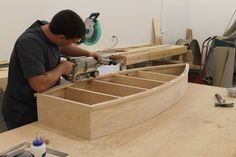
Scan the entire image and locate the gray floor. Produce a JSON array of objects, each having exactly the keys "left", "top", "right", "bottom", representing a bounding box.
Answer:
[{"left": 0, "top": 91, "right": 7, "bottom": 132}]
